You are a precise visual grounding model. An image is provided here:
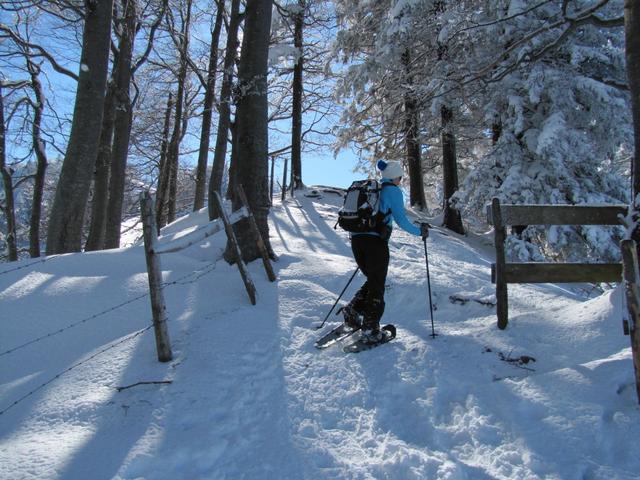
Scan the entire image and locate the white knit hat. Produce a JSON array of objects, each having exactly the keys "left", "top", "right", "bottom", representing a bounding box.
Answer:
[{"left": 377, "top": 160, "right": 404, "bottom": 179}]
